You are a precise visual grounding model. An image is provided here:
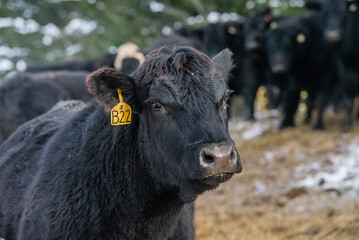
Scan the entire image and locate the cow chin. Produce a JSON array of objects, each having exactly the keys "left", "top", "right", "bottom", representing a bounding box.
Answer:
[
  {"left": 176, "top": 179, "right": 219, "bottom": 203},
  {"left": 177, "top": 173, "right": 234, "bottom": 203},
  {"left": 200, "top": 173, "right": 234, "bottom": 186}
]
